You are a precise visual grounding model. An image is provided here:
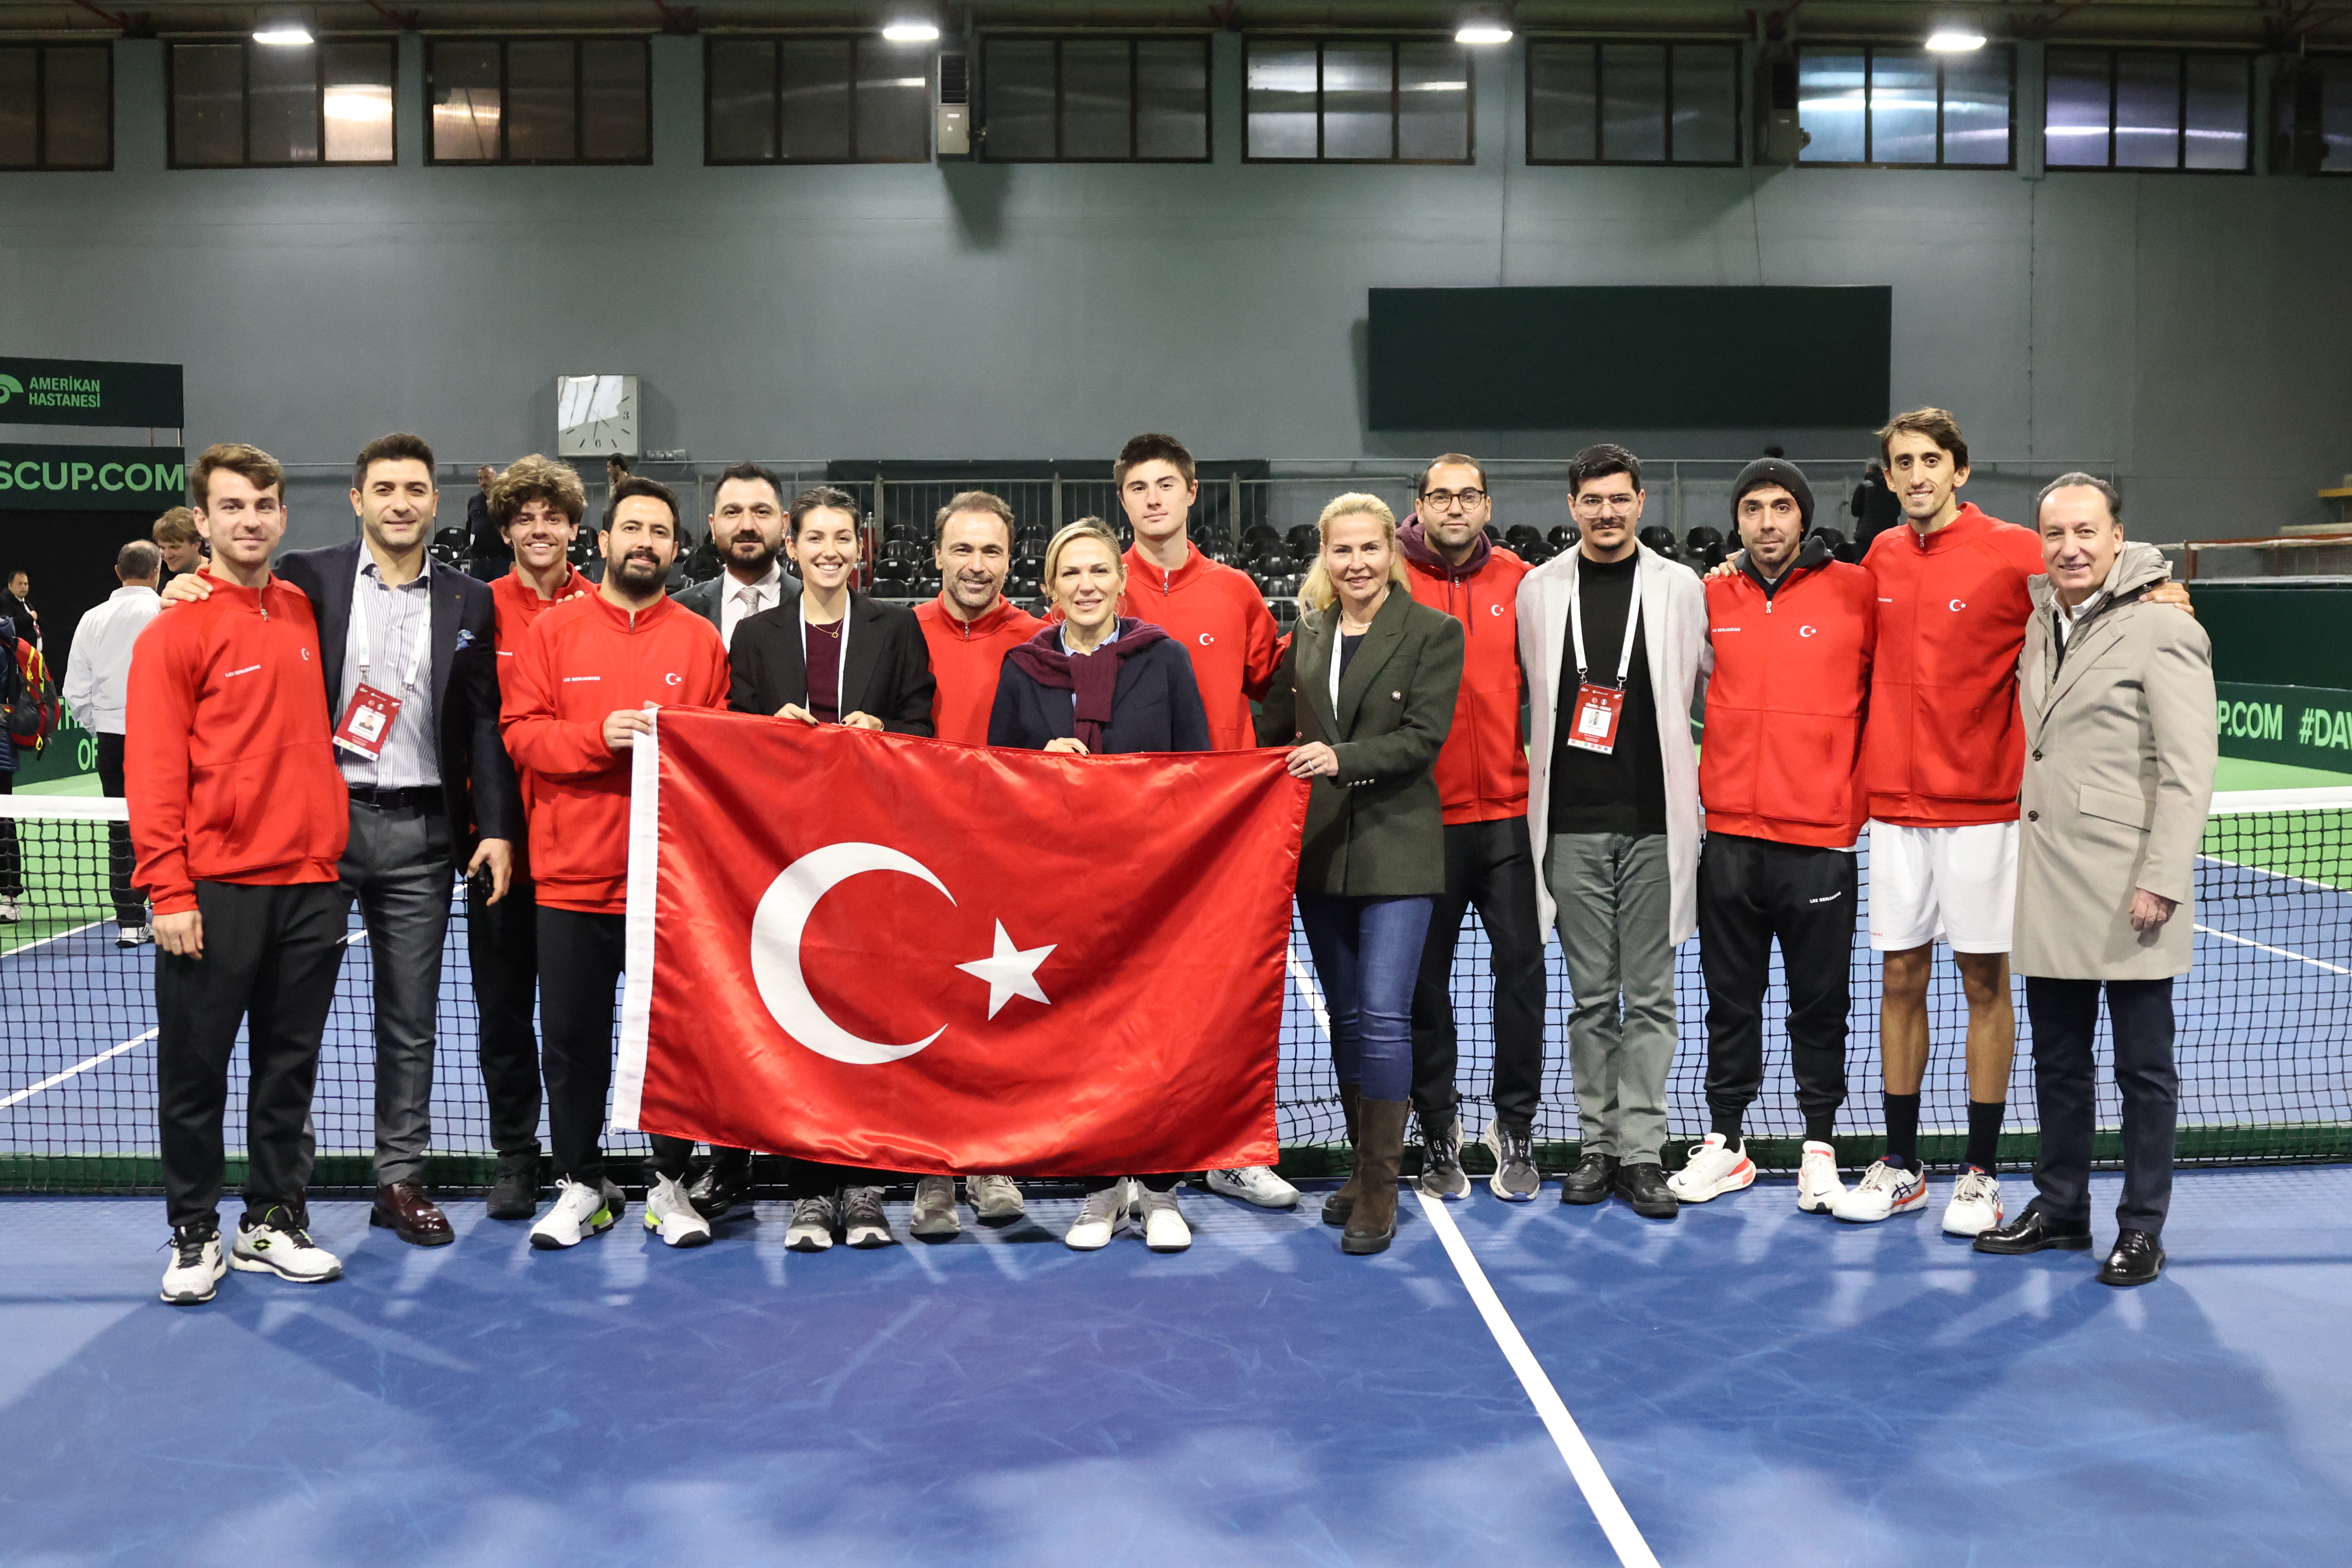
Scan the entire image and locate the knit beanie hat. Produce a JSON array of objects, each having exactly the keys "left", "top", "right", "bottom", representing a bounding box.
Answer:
[{"left": 1730, "top": 457, "right": 1815, "bottom": 534}]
